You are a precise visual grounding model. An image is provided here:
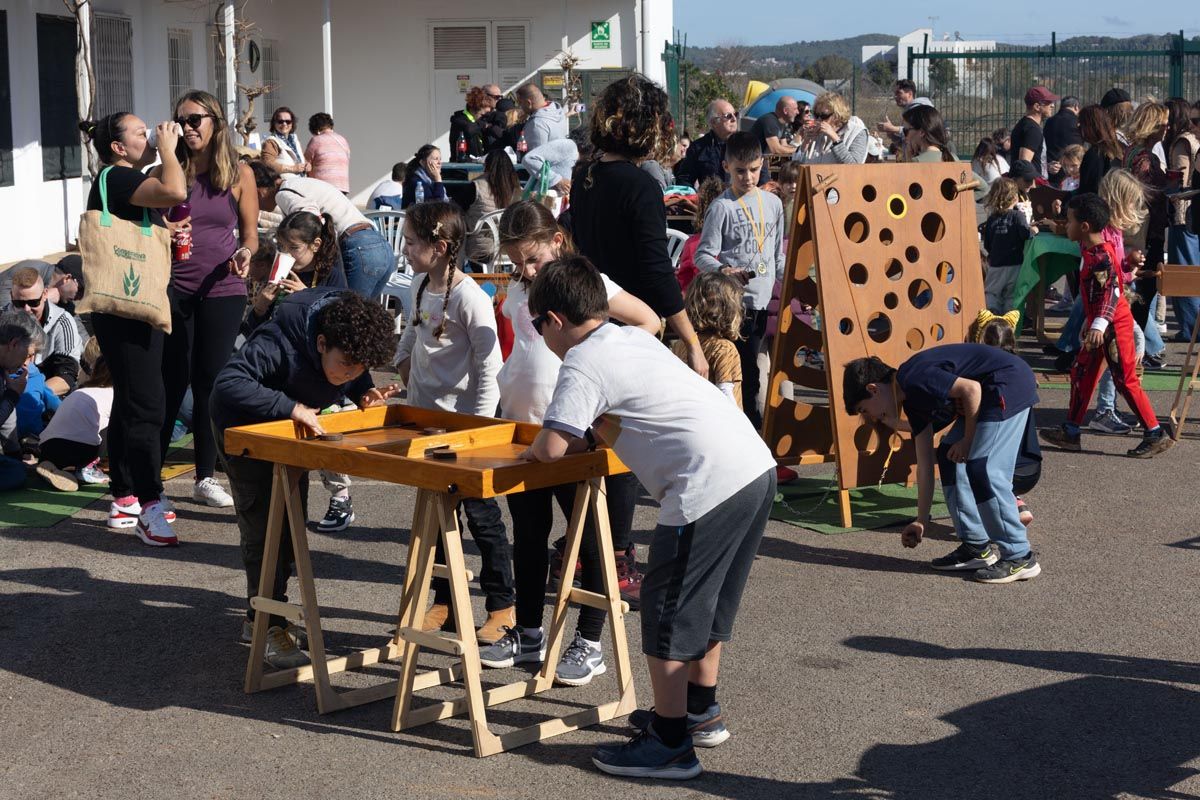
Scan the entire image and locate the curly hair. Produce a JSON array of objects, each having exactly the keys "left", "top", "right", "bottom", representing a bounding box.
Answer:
[
  {"left": 984, "top": 176, "right": 1020, "bottom": 215},
  {"left": 313, "top": 293, "right": 395, "bottom": 368},
  {"left": 684, "top": 271, "right": 744, "bottom": 341},
  {"left": 406, "top": 201, "right": 466, "bottom": 339},
  {"left": 588, "top": 74, "right": 675, "bottom": 163},
  {"left": 465, "top": 86, "right": 491, "bottom": 113},
  {"left": 308, "top": 112, "right": 334, "bottom": 136},
  {"left": 692, "top": 176, "right": 726, "bottom": 227},
  {"left": 1098, "top": 169, "right": 1148, "bottom": 234}
]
